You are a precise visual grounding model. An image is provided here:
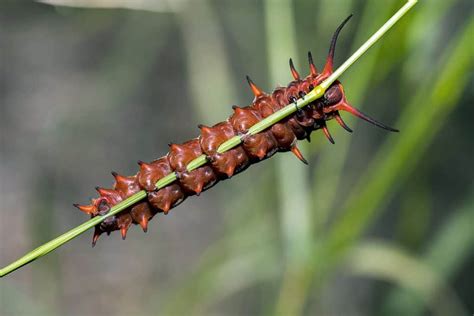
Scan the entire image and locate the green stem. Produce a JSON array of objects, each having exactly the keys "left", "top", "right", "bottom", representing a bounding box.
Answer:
[
  {"left": 0, "top": 190, "right": 147, "bottom": 277},
  {"left": 320, "top": 0, "right": 418, "bottom": 90},
  {"left": 0, "top": 0, "right": 416, "bottom": 278}
]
